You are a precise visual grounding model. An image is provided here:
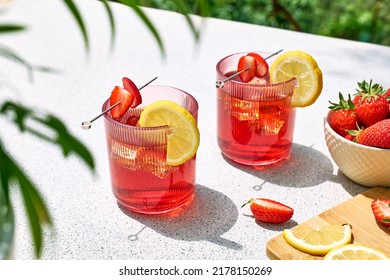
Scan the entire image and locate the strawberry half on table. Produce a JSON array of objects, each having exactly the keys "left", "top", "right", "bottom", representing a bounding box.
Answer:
[
  {"left": 242, "top": 198, "right": 294, "bottom": 224},
  {"left": 371, "top": 198, "right": 390, "bottom": 228}
]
